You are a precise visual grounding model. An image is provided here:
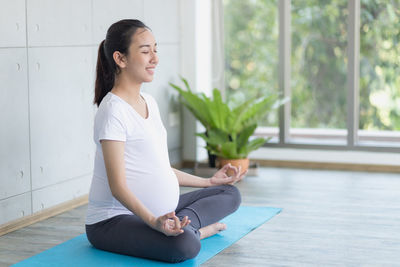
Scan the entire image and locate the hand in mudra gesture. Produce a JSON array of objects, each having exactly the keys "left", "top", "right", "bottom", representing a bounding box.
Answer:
[
  {"left": 209, "top": 163, "right": 248, "bottom": 186},
  {"left": 152, "top": 211, "right": 191, "bottom": 236}
]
